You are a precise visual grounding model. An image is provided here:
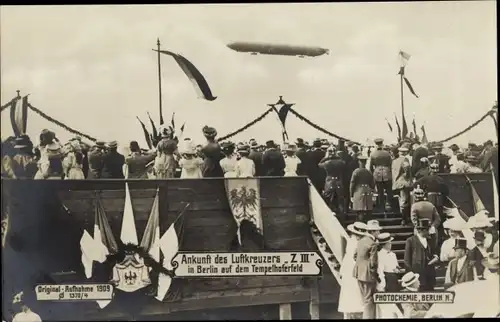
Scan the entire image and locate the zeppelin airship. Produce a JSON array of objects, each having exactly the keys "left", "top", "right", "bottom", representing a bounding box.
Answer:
[{"left": 226, "top": 42, "right": 330, "bottom": 57}]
